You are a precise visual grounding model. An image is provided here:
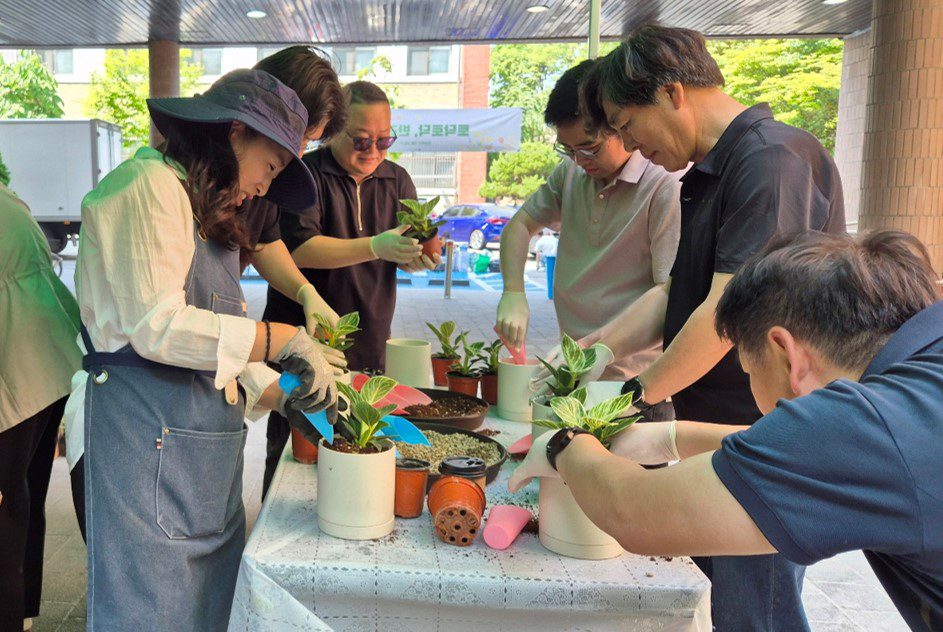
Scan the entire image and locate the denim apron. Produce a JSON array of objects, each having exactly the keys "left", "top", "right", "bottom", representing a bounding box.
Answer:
[{"left": 83, "top": 223, "right": 248, "bottom": 632}]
